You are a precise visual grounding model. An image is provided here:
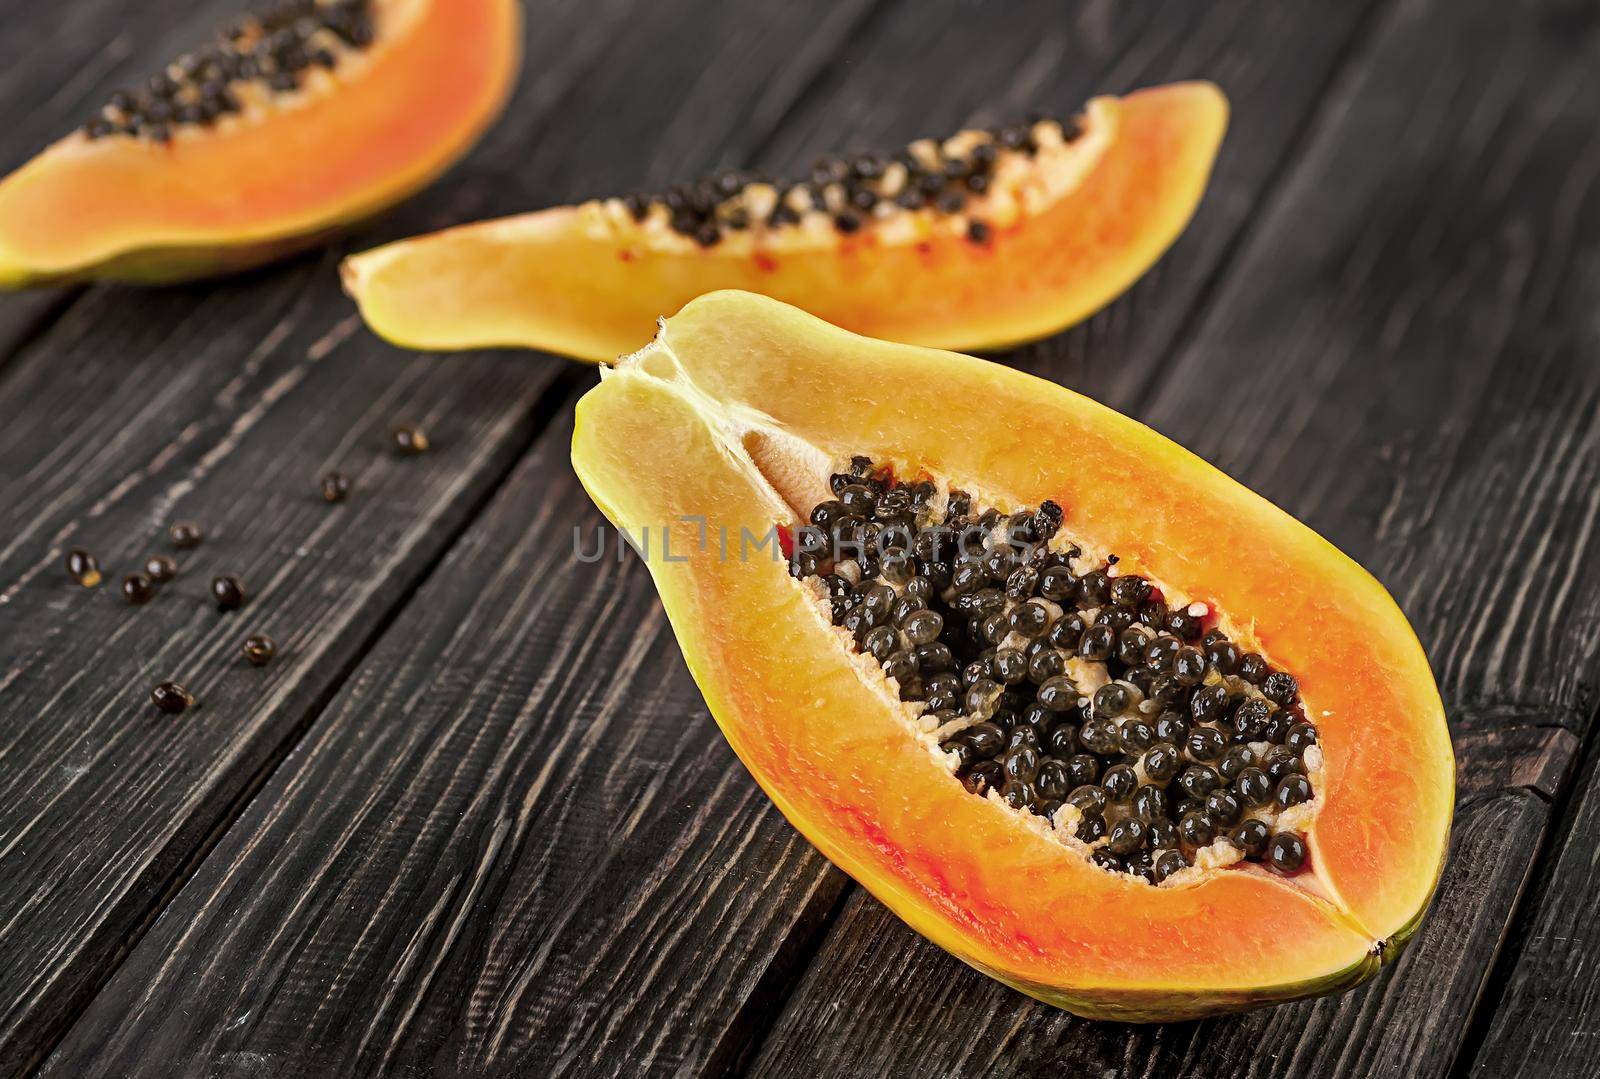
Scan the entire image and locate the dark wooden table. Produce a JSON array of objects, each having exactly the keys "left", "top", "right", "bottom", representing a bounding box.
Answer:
[{"left": 2, "top": 0, "right": 1598, "bottom": 1075}]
